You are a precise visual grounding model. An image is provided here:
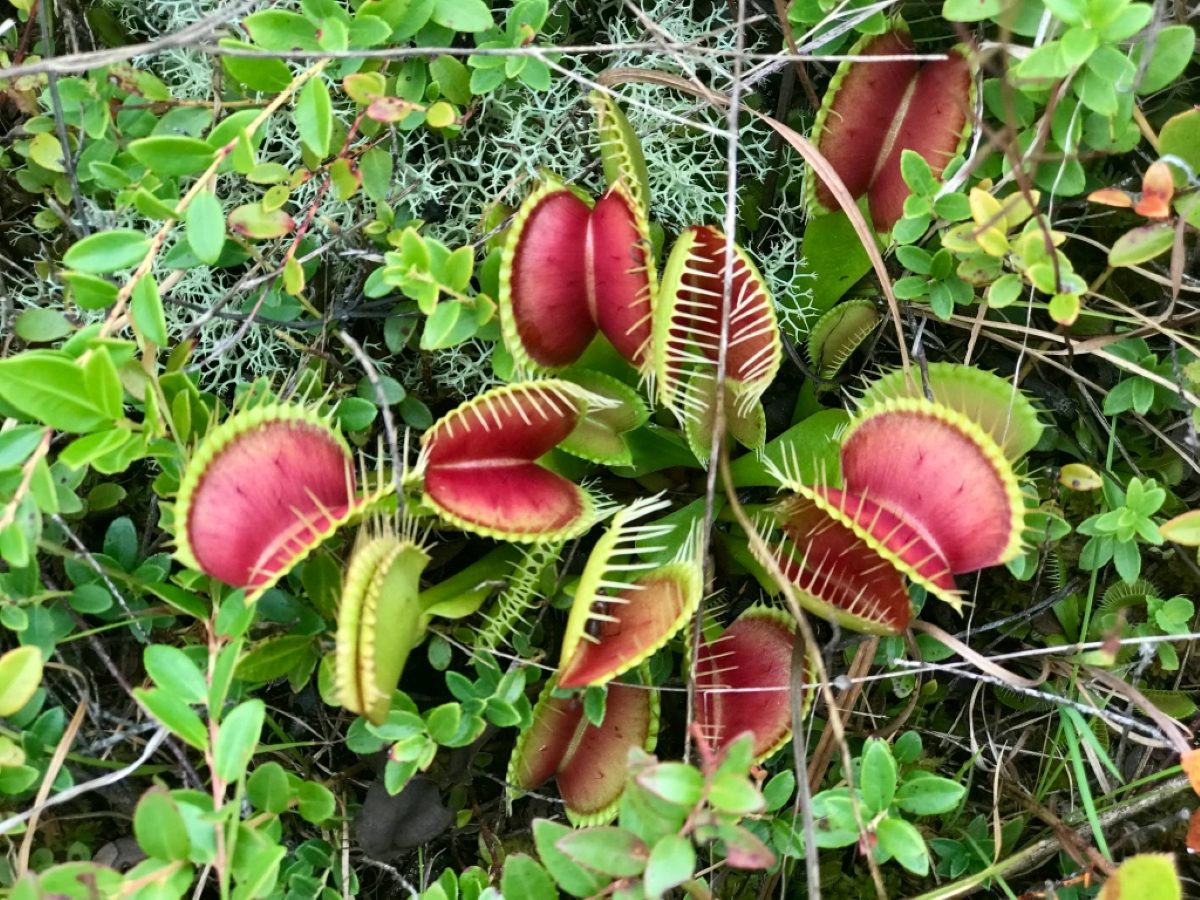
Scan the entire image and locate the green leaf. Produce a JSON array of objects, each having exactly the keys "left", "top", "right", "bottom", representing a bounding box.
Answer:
[
  {"left": 430, "top": 54, "right": 473, "bottom": 105},
  {"left": 860, "top": 738, "right": 898, "bottom": 815},
  {"left": 221, "top": 39, "right": 293, "bottom": 92},
  {"left": 129, "top": 136, "right": 217, "bottom": 177},
  {"left": 187, "top": 192, "right": 226, "bottom": 264},
  {"left": 214, "top": 699, "right": 265, "bottom": 782},
  {"left": 709, "top": 771, "right": 765, "bottom": 816},
  {"left": 900, "top": 150, "right": 936, "bottom": 195},
  {"left": 296, "top": 77, "right": 334, "bottom": 157},
  {"left": 83, "top": 348, "right": 123, "bottom": 421},
  {"left": 555, "top": 827, "right": 648, "bottom": 878},
  {"left": 1109, "top": 223, "right": 1174, "bottom": 267},
  {"left": 242, "top": 10, "right": 319, "bottom": 50},
  {"left": 360, "top": 147, "right": 394, "bottom": 203},
  {"left": 236, "top": 635, "right": 315, "bottom": 684},
  {"left": 134, "top": 787, "right": 192, "bottom": 861},
  {"left": 131, "top": 276, "right": 169, "bottom": 346},
  {"left": 762, "top": 770, "right": 796, "bottom": 812},
  {"left": 893, "top": 731, "right": 923, "bottom": 765},
  {"left": 875, "top": 816, "right": 929, "bottom": 875},
  {"left": 635, "top": 762, "right": 704, "bottom": 808},
  {"left": 431, "top": 0, "right": 492, "bottom": 31},
  {"left": 895, "top": 772, "right": 966, "bottom": 816},
  {"left": 421, "top": 301, "right": 476, "bottom": 350},
  {"left": 1098, "top": 853, "right": 1181, "bottom": 900},
  {"left": 942, "top": 0, "right": 1002, "bottom": 21},
  {"left": 424, "top": 702, "right": 462, "bottom": 744},
  {"left": 0, "top": 646, "right": 43, "bottom": 717},
  {"left": 1159, "top": 109, "right": 1200, "bottom": 178},
  {"left": 811, "top": 791, "right": 859, "bottom": 848},
  {"left": 335, "top": 396, "right": 377, "bottom": 432},
  {"left": 1060, "top": 26, "right": 1097, "bottom": 68},
  {"left": 134, "top": 687, "right": 208, "bottom": 750},
  {"left": 532, "top": 820, "right": 609, "bottom": 897},
  {"left": 64, "top": 272, "right": 119, "bottom": 310},
  {"left": 143, "top": 645, "right": 207, "bottom": 705},
  {"left": 643, "top": 834, "right": 696, "bottom": 897},
  {"left": 1135, "top": 26, "right": 1195, "bottom": 94},
  {"left": 0, "top": 353, "right": 111, "bottom": 432},
  {"left": 1017, "top": 41, "right": 1068, "bottom": 80},
  {"left": 15, "top": 308, "right": 71, "bottom": 343},
  {"left": 296, "top": 780, "right": 336, "bottom": 823},
  {"left": 500, "top": 854, "right": 557, "bottom": 900},
  {"left": 1043, "top": 0, "right": 1087, "bottom": 25},
  {"left": 29, "top": 131, "right": 65, "bottom": 173},
  {"left": 247, "top": 761, "right": 291, "bottom": 813},
  {"left": 62, "top": 230, "right": 150, "bottom": 274}
]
